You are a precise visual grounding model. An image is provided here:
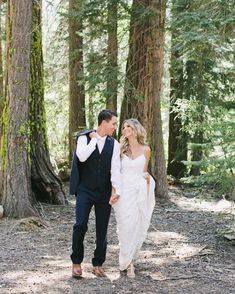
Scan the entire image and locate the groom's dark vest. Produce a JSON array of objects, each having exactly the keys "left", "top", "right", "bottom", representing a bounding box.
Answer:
[{"left": 69, "top": 130, "right": 114, "bottom": 197}]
